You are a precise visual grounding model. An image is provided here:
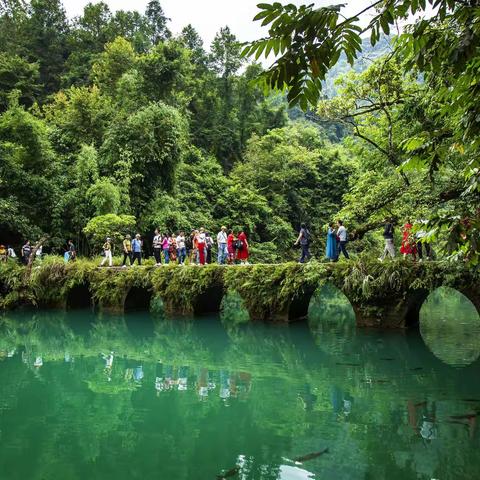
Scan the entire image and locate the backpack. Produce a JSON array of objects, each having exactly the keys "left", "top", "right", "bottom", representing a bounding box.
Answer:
[
  {"left": 235, "top": 239, "right": 243, "bottom": 250},
  {"left": 301, "top": 228, "right": 311, "bottom": 245}
]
